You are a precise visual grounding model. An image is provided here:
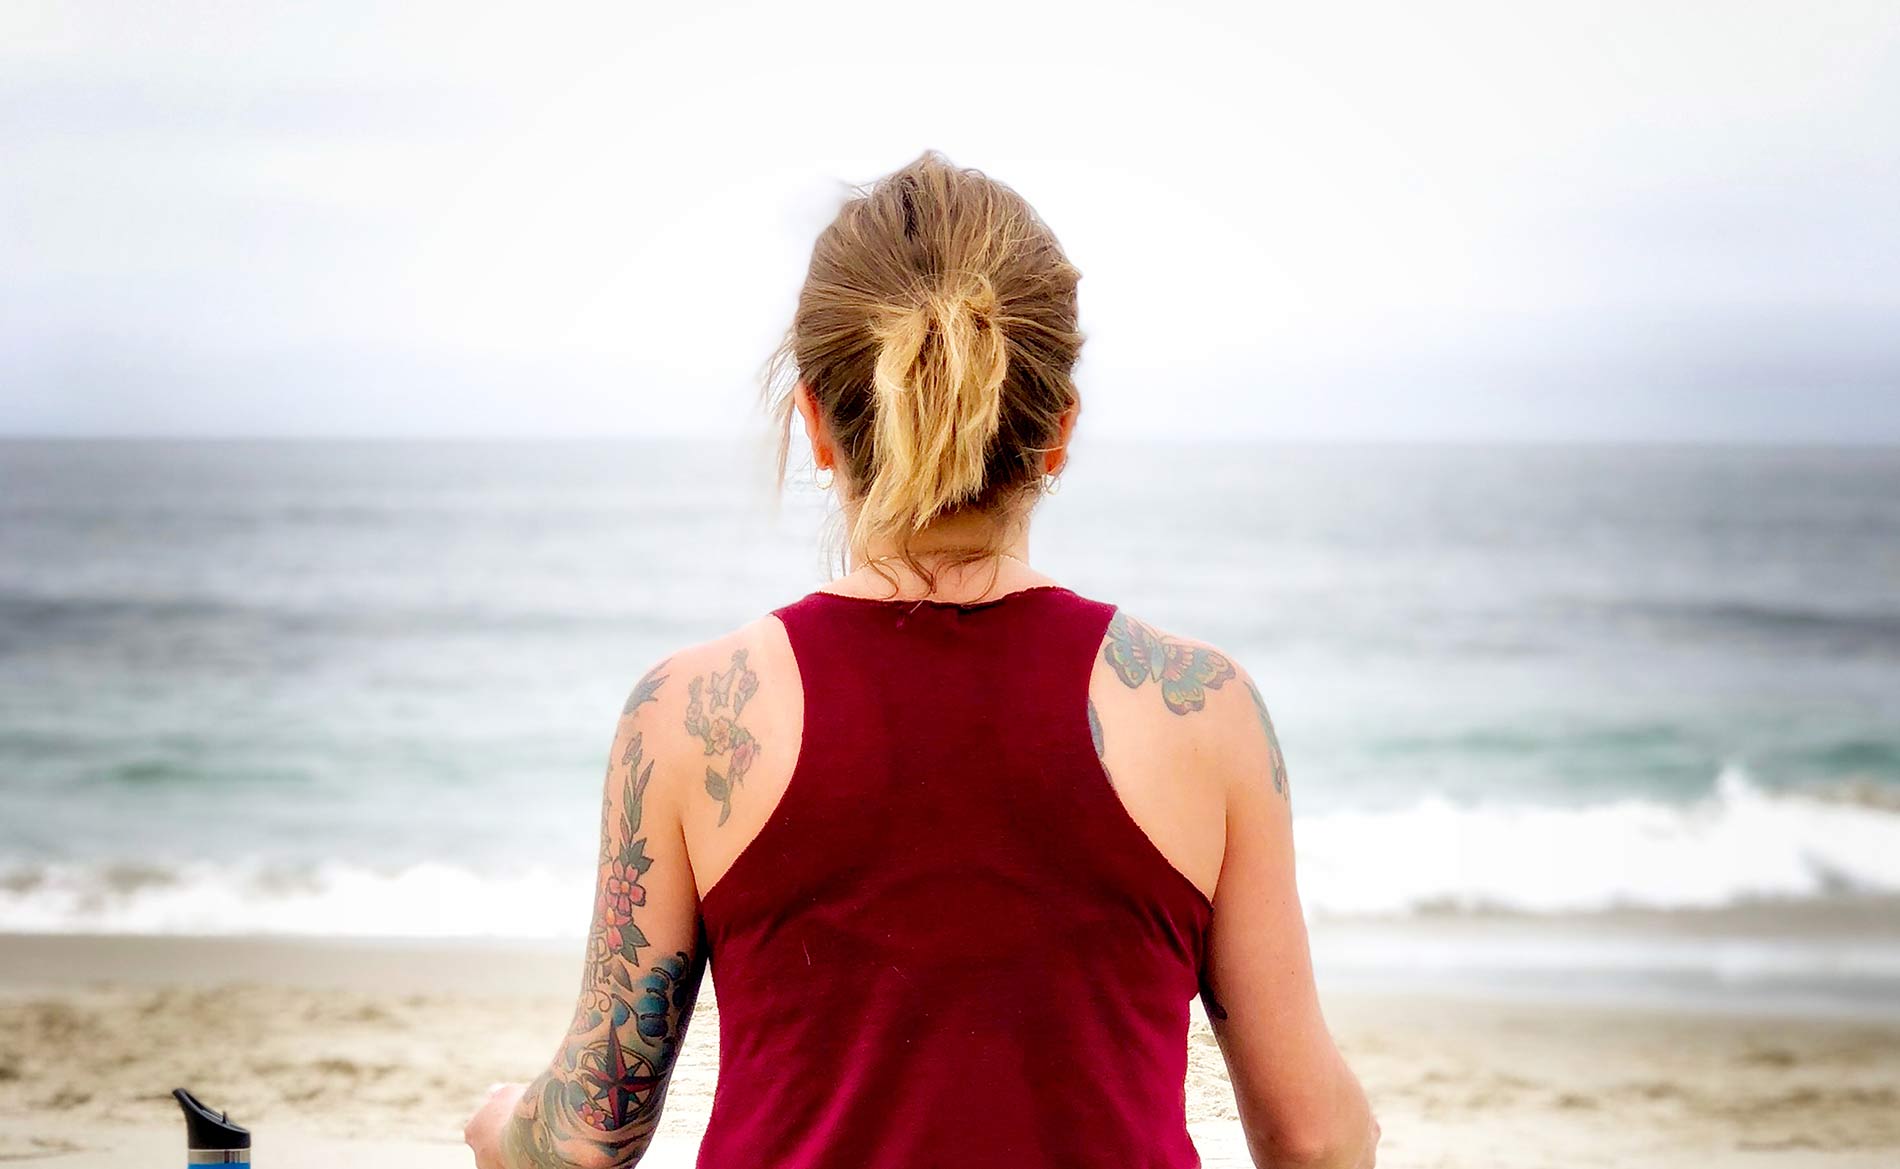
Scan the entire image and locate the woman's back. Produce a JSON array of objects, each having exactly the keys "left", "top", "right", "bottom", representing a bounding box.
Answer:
[
  {"left": 464, "top": 150, "right": 1375, "bottom": 1169},
  {"left": 690, "top": 584, "right": 1215, "bottom": 1168}
]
